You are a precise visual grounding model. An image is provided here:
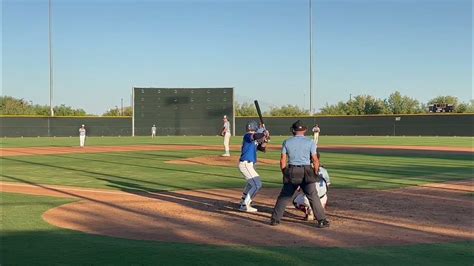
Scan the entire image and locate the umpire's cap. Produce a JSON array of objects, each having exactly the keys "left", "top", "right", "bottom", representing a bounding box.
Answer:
[{"left": 291, "top": 120, "right": 307, "bottom": 132}]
